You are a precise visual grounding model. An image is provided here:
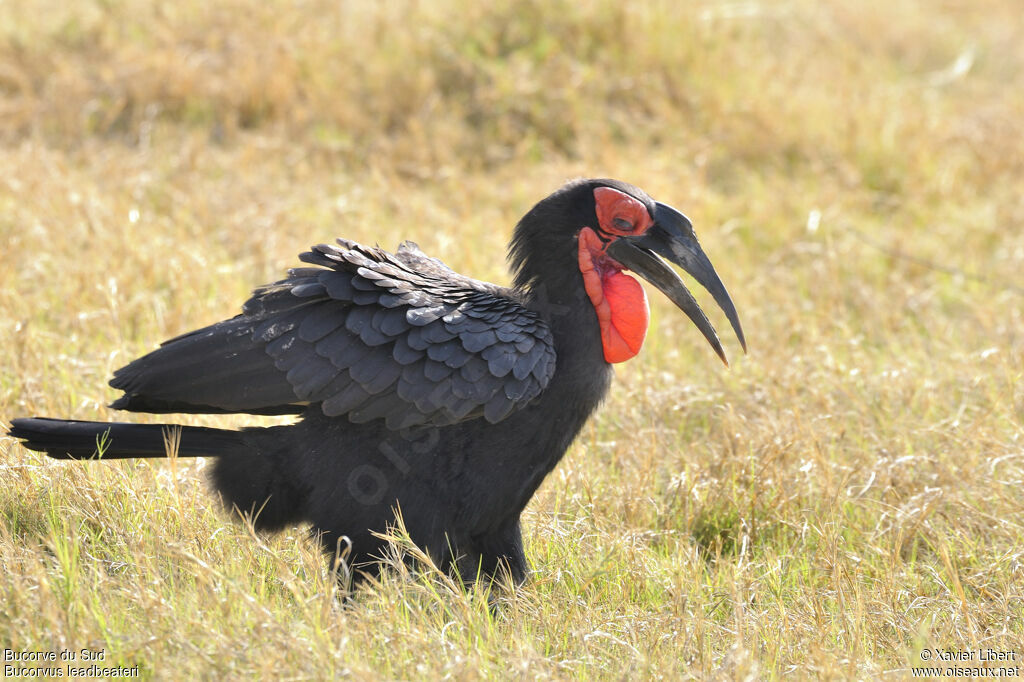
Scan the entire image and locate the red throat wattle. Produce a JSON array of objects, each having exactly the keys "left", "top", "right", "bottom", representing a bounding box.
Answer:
[
  {"left": 578, "top": 227, "right": 649, "bottom": 363},
  {"left": 576, "top": 186, "right": 655, "bottom": 363}
]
